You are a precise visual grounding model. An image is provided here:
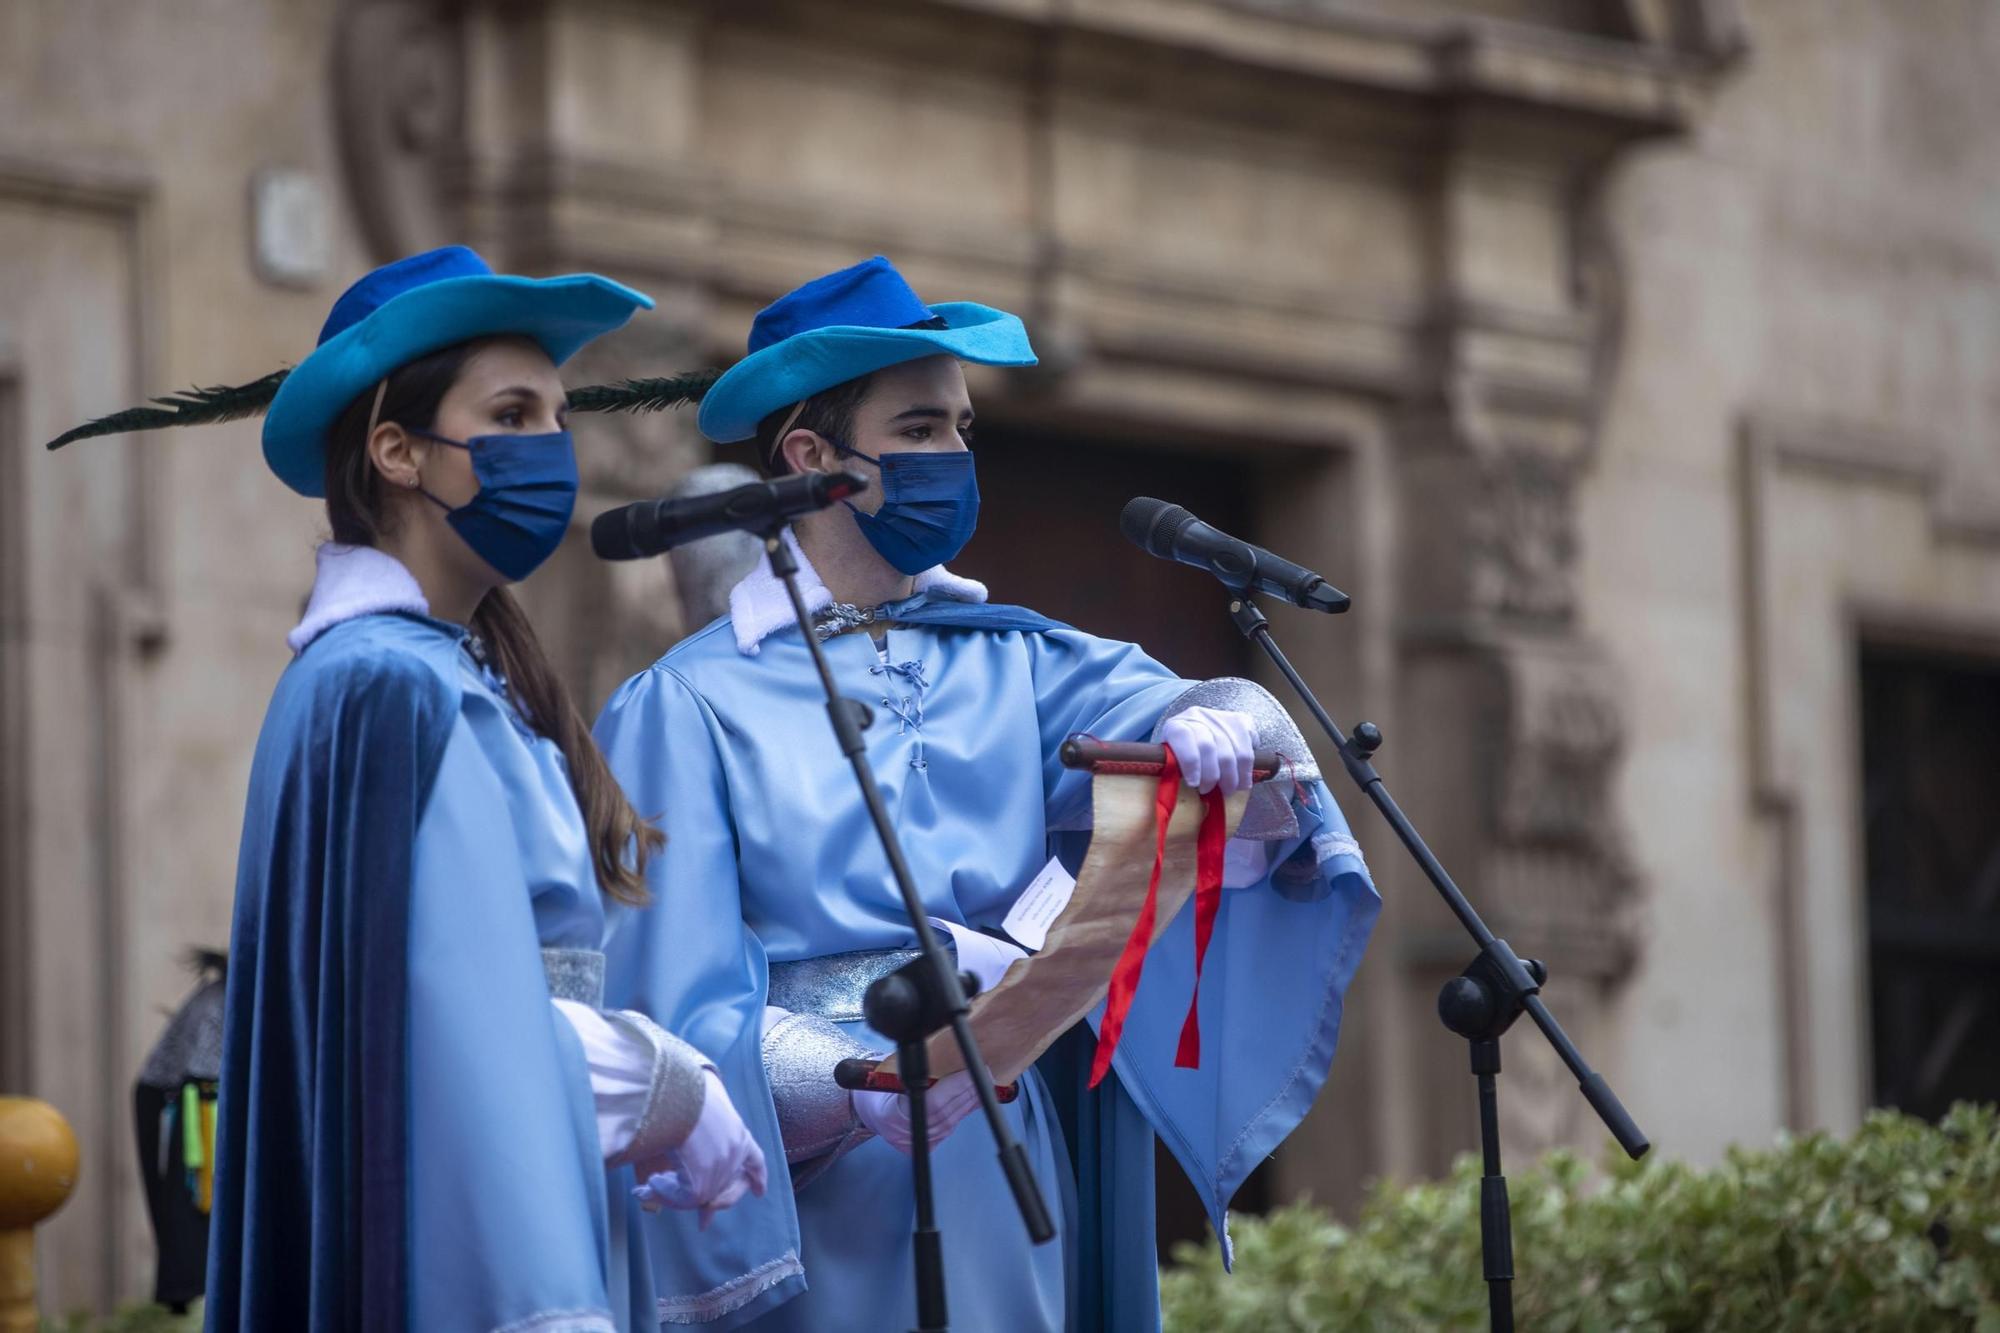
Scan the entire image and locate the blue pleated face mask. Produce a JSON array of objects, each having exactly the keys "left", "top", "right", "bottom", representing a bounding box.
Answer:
[
  {"left": 834, "top": 443, "right": 980, "bottom": 576},
  {"left": 410, "top": 428, "right": 579, "bottom": 582}
]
